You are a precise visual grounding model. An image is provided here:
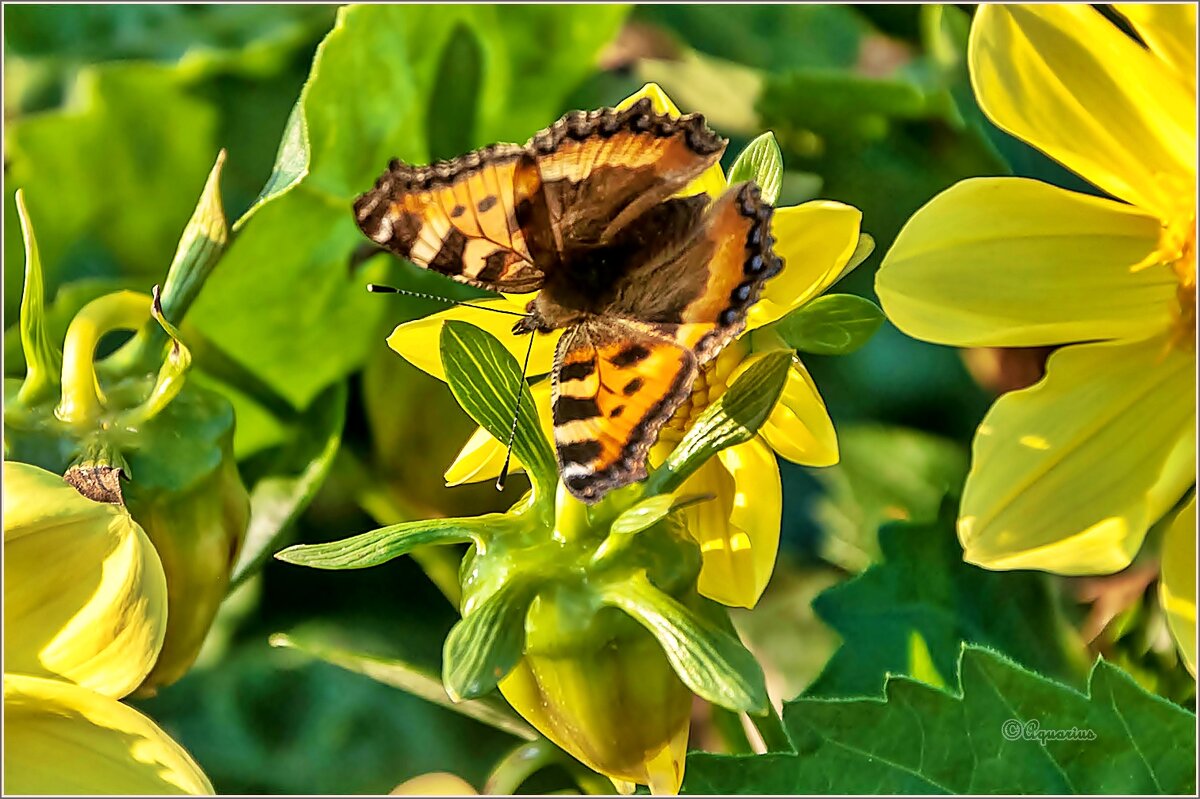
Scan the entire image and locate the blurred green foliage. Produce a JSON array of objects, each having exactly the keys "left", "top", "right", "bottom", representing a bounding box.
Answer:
[{"left": 4, "top": 3, "right": 1193, "bottom": 795}]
